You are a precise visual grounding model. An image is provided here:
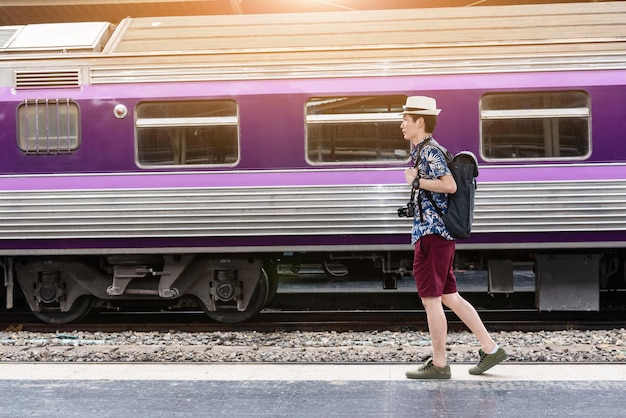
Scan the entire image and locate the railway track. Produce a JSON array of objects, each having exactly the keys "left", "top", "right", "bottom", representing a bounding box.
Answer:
[
  {"left": 2, "top": 308, "right": 625, "bottom": 333},
  {"left": 1, "top": 313, "right": 625, "bottom": 365}
]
